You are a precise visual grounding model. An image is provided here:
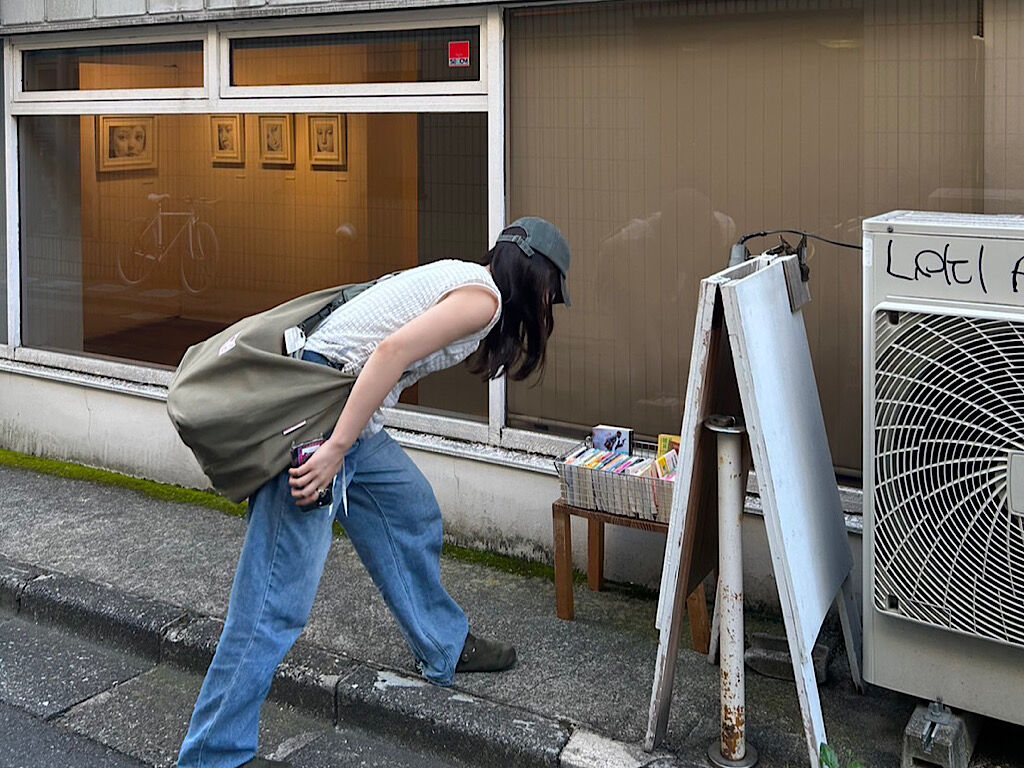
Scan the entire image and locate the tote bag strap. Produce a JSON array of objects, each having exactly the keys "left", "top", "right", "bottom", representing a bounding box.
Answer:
[{"left": 297, "top": 269, "right": 404, "bottom": 339}]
